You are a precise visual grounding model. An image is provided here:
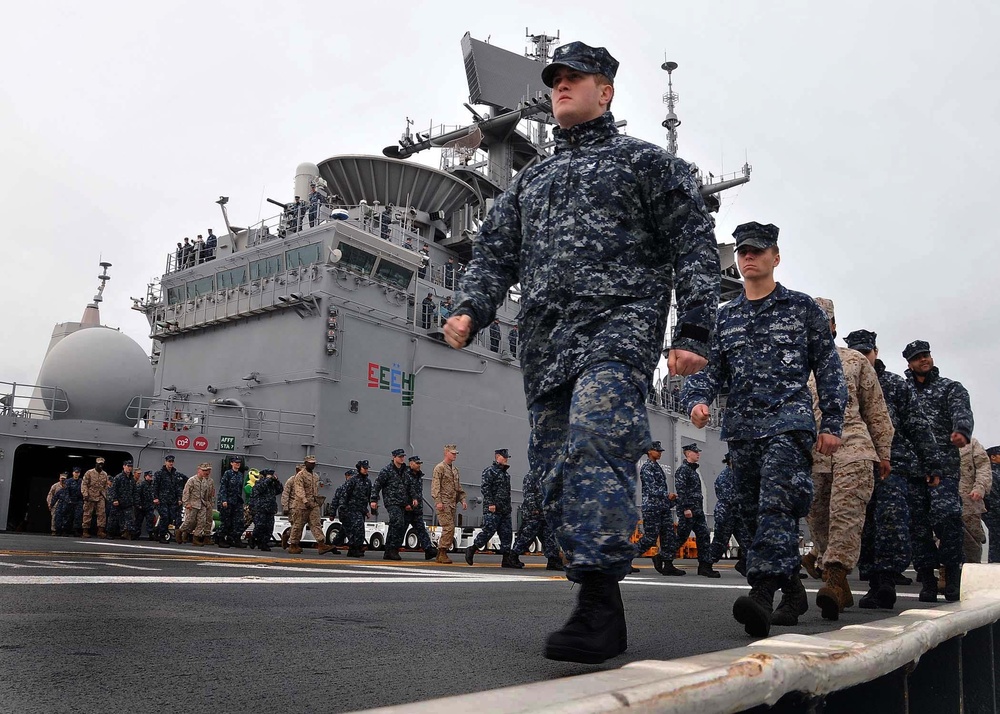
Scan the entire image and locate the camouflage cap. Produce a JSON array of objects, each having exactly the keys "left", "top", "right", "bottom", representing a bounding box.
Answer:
[
  {"left": 72, "top": 466, "right": 81, "bottom": 473},
  {"left": 96, "top": 457, "right": 106, "bottom": 464},
  {"left": 845, "top": 329, "right": 877, "bottom": 353},
  {"left": 444, "top": 444, "right": 458, "bottom": 454},
  {"left": 198, "top": 462, "right": 212, "bottom": 470},
  {"left": 59, "top": 472, "right": 68, "bottom": 478},
  {"left": 647, "top": 440, "right": 664, "bottom": 452},
  {"left": 391, "top": 448, "right": 406, "bottom": 458},
  {"left": 345, "top": 468, "right": 357, "bottom": 476},
  {"left": 733, "top": 222, "right": 779, "bottom": 250},
  {"left": 986, "top": 446, "right": 1000, "bottom": 457},
  {"left": 681, "top": 443, "right": 701, "bottom": 453},
  {"left": 541, "top": 41, "right": 619, "bottom": 88},
  {"left": 813, "top": 297, "right": 835, "bottom": 322},
  {"left": 229, "top": 455, "right": 244, "bottom": 463},
  {"left": 356, "top": 460, "right": 369, "bottom": 470},
  {"left": 408, "top": 455, "right": 422, "bottom": 464},
  {"left": 144, "top": 470, "right": 153, "bottom": 476},
  {"left": 260, "top": 468, "right": 275, "bottom": 475},
  {"left": 122, "top": 459, "right": 132, "bottom": 466},
  {"left": 164, "top": 454, "right": 175, "bottom": 461},
  {"left": 903, "top": 340, "right": 931, "bottom": 361},
  {"left": 494, "top": 448, "right": 510, "bottom": 458}
]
